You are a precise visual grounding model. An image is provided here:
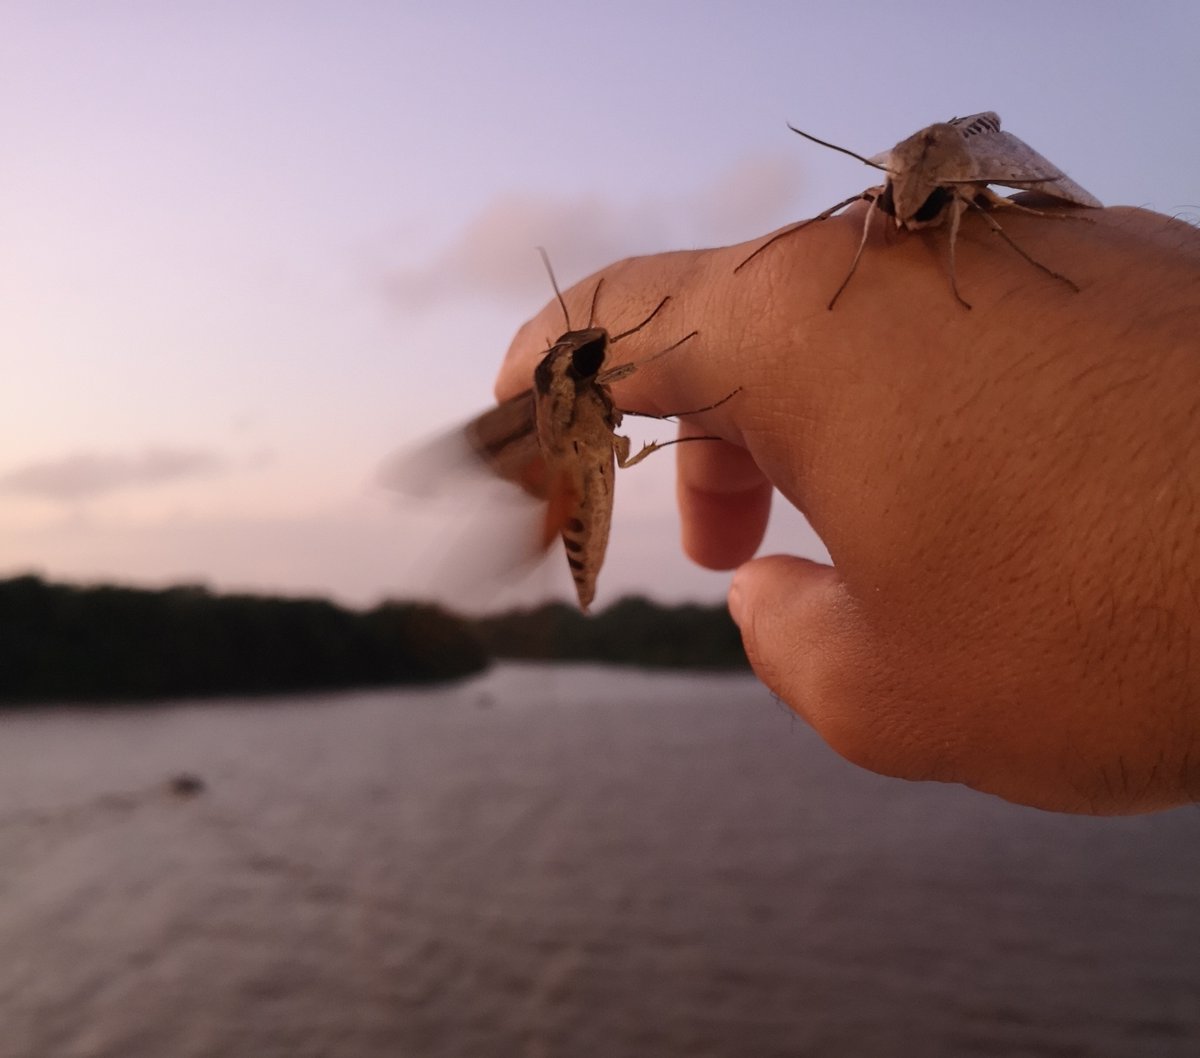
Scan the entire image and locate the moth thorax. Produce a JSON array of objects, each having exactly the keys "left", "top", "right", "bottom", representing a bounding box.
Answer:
[{"left": 533, "top": 347, "right": 582, "bottom": 434}]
